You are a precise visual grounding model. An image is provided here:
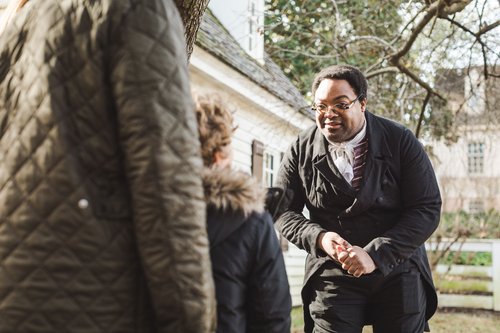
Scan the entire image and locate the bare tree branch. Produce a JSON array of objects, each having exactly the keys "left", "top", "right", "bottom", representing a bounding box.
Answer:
[
  {"left": 443, "top": 16, "right": 500, "bottom": 78},
  {"left": 342, "top": 35, "right": 397, "bottom": 52},
  {"left": 477, "top": 20, "right": 500, "bottom": 35},
  {"left": 365, "top": 66, "right": 400, "bottom": 79},
  {"left": 394, "top": 60, "right": 446, "bottom": 101},
  {"left": 267, "top": 46, "right": 341, "bottom": 59},
  {"left": 386, "top": 1, "right": 476, "bottom": 112},
  {"left": 390, "top": 1, "right": 443, "bottom": 60},
  {"left": 390, "top": 3, "right": 427, "bottom": 46},
  {"left": 415, "top": 91, "right": 431, "bottom": 138}
]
